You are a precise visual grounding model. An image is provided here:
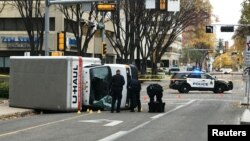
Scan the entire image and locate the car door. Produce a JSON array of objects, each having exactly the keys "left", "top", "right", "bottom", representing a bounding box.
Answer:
[
  {"left": 187, "top": 73, "right": 214, "bottom": 89},
  {"left": 187, "top": 73, "right": 202, "bottom": 88},
  {"left": 200, "top": 73, "right": 215, "bottom": 88}
]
